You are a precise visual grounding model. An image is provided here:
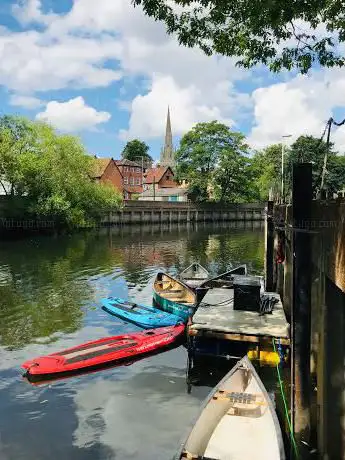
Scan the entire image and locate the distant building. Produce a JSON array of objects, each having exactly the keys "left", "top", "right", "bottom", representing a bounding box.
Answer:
[
  {"left": 160, "top": 107, "right": 175, "bottom": 169},
  {"left": 138, "top": 187, "right": 189, "bottom": 202},
  {"left": 115, "top": 158, "right": 146, "bottom": 200},
  {"left": 91, "top": 157, "right": 146, "bottom": 200},
  {"left": 91, "top": 157, "right": 123, "bottom": 192},
  {"left": 144, "top": 166, "right": 177, "bottom": 191}
]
